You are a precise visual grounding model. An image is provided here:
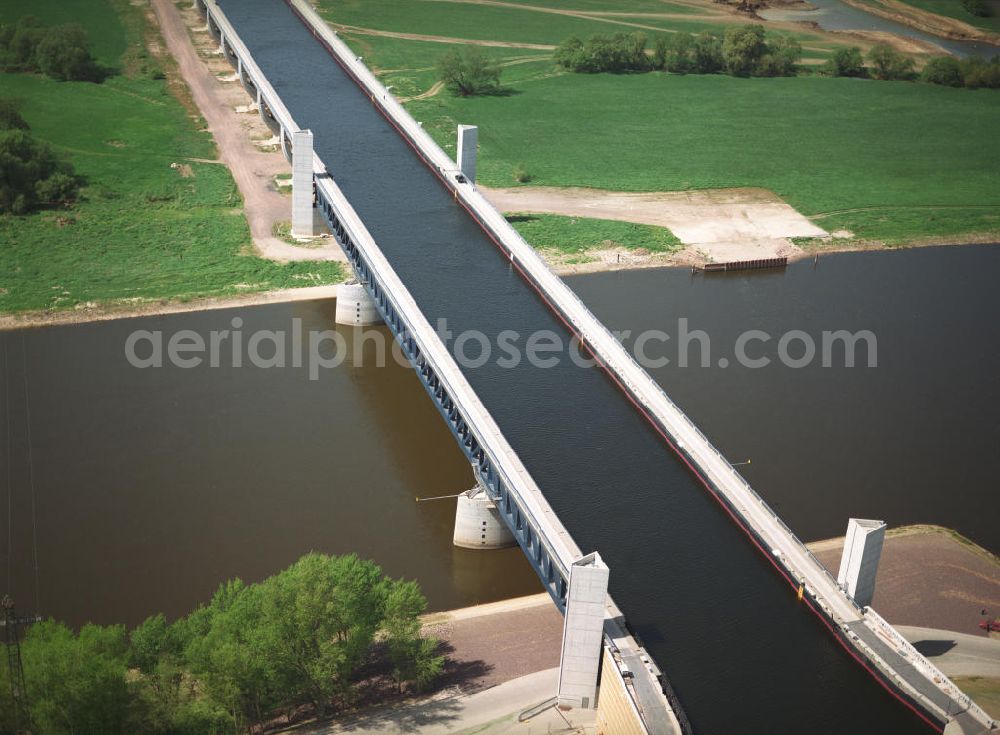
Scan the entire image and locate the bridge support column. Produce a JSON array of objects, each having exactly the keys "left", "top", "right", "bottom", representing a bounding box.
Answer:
[
  {"left": 453, "top": 484, "right": 515, "bottom": 549},
  {"left": 335, "top": 281, "right": 383, "bottom": 326},
  {"left": 291, "top": 129, "right": 317, "bottom": 236},
  {"left": 837, "top": 518, "right": 886, "bottom": 608},
  {"left": 558, "top": 552, "right": 609, "bottom": 710},
  {"left": 456, "top": 124, "right": 478, "bottom": 183}
]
